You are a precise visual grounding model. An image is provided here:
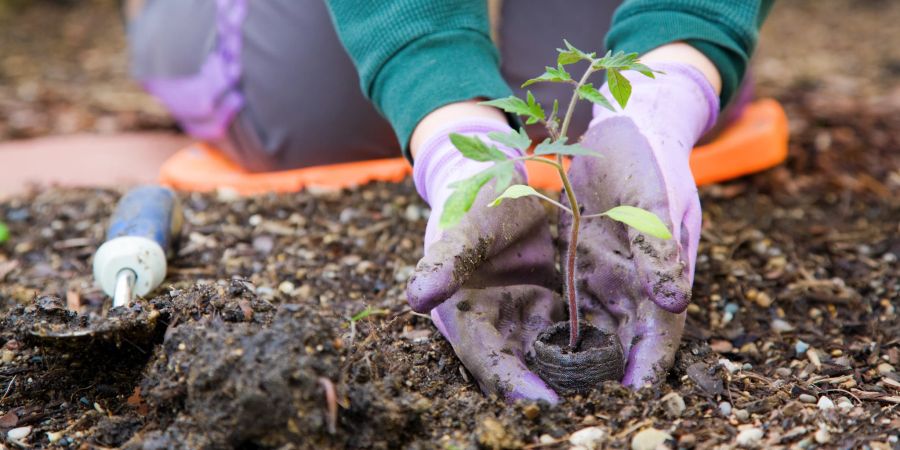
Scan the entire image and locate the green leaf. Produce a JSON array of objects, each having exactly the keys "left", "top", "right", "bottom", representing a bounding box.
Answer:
[
  {"left": 556, "top": 39, "right": 596, "bottom": 66},
  {"left": 630, "top": 62, "right": 658, "bottom": 78},
  {"left": 449, "top": 133, "right": 508, "bottom": 162},
  {"left": 488, "top": 128, "right": 531, "bottom": 151},
  {"left": 349, "top": 306, "right": 389, "bottom": 323},
  {"left": 577, "top": 83, "right": 615, "bottom": 112},
  {"left": 593, "top": 50, "right": 640, "bottom": 70},
  {"left": 533, "top": 138, "right": 599, "bottom": 157},
  {"left": 441, "top": 161, "right": 515, "bottom": 229},
  {"left": 0, "top": 221, "right": 8, "bottom": 244},
  {"left": 488, "top": 184, "right": 540, "bottom": 207},
  {"left": 522, "top": 64, "right": 572, "bottom": 87},
  {"left": 603, "top": 205, "right": 672, "bottom": 239},
  {"left": 607, "top": 69, "right": 632, "bottom": 109},
  {"left": 480, "top": 93, "right": 545, "bottom": 125}
]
